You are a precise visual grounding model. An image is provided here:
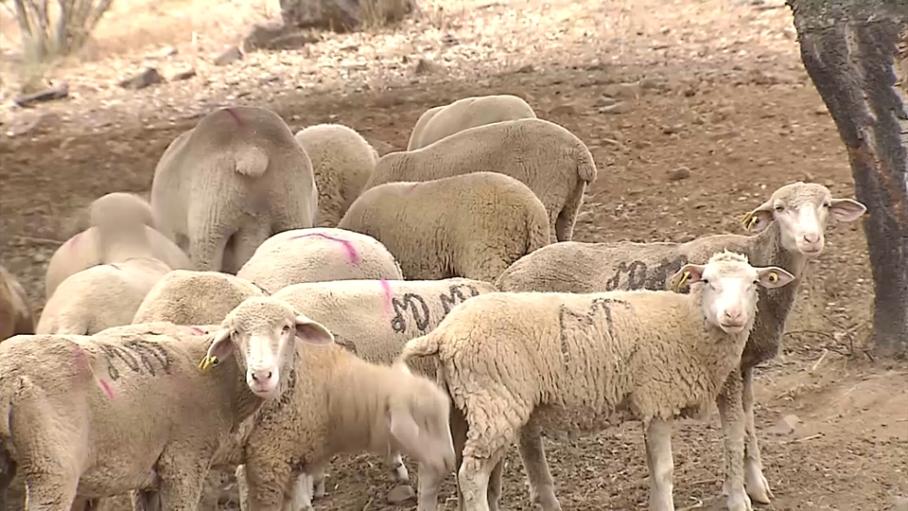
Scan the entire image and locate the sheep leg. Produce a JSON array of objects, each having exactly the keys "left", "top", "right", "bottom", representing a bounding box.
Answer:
[
  {"left": 416, "top": 461, "right": 447, "bottom": 511},
  {"left": 716, "top": 370, "right": 753, "bottom": 511},
  {"left": 516, "top": 423, "right": 561, "bottom": 511},
  {"left": 450, "top": 404, "right": 469, "bottom": 511},
  {"left": 243, "top": 458, "right": 293, "bottom": 511},
  {"left": 487, "top": 460, "right": 503, "bottom": 511},
  {"left": 222, "top": 223, "right": 271, "bottom": 275},
  {"left": 553, "top": 181, "right": 586, "bottom": 242},
  {"left": 644, "top": 417, "right": 675, "bottom": 511},
  {"left": 742, "top": 367, "right": 773, "bottom": 504},
  {"left": 188, "top": 223, "right": 230, "bottom": 272},
  {"left": 22, "top": 471, "right": 79, "bottom": 510},
  {"left": 458, "top": 453, "right": 503, "bottom": 511},
  {"left": 287, "top": 473, "right": 314, "bottom": 511},
  {"left": 387, "top": 451, "right": 410, "bottom": 483},
  {"left": 311, "top": 466, "right": 327, "bottom": 498}
]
